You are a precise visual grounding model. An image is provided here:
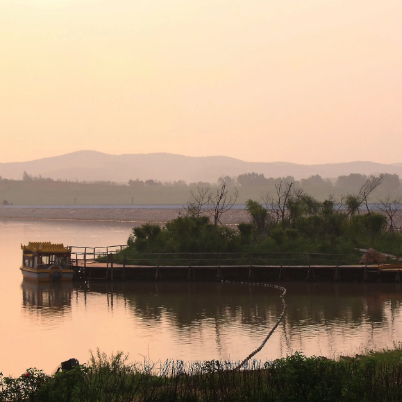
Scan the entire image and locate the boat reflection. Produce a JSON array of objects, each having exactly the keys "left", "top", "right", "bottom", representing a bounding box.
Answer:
[{"left": 21, "top": 280, "right": 73, "bottom": 316}]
